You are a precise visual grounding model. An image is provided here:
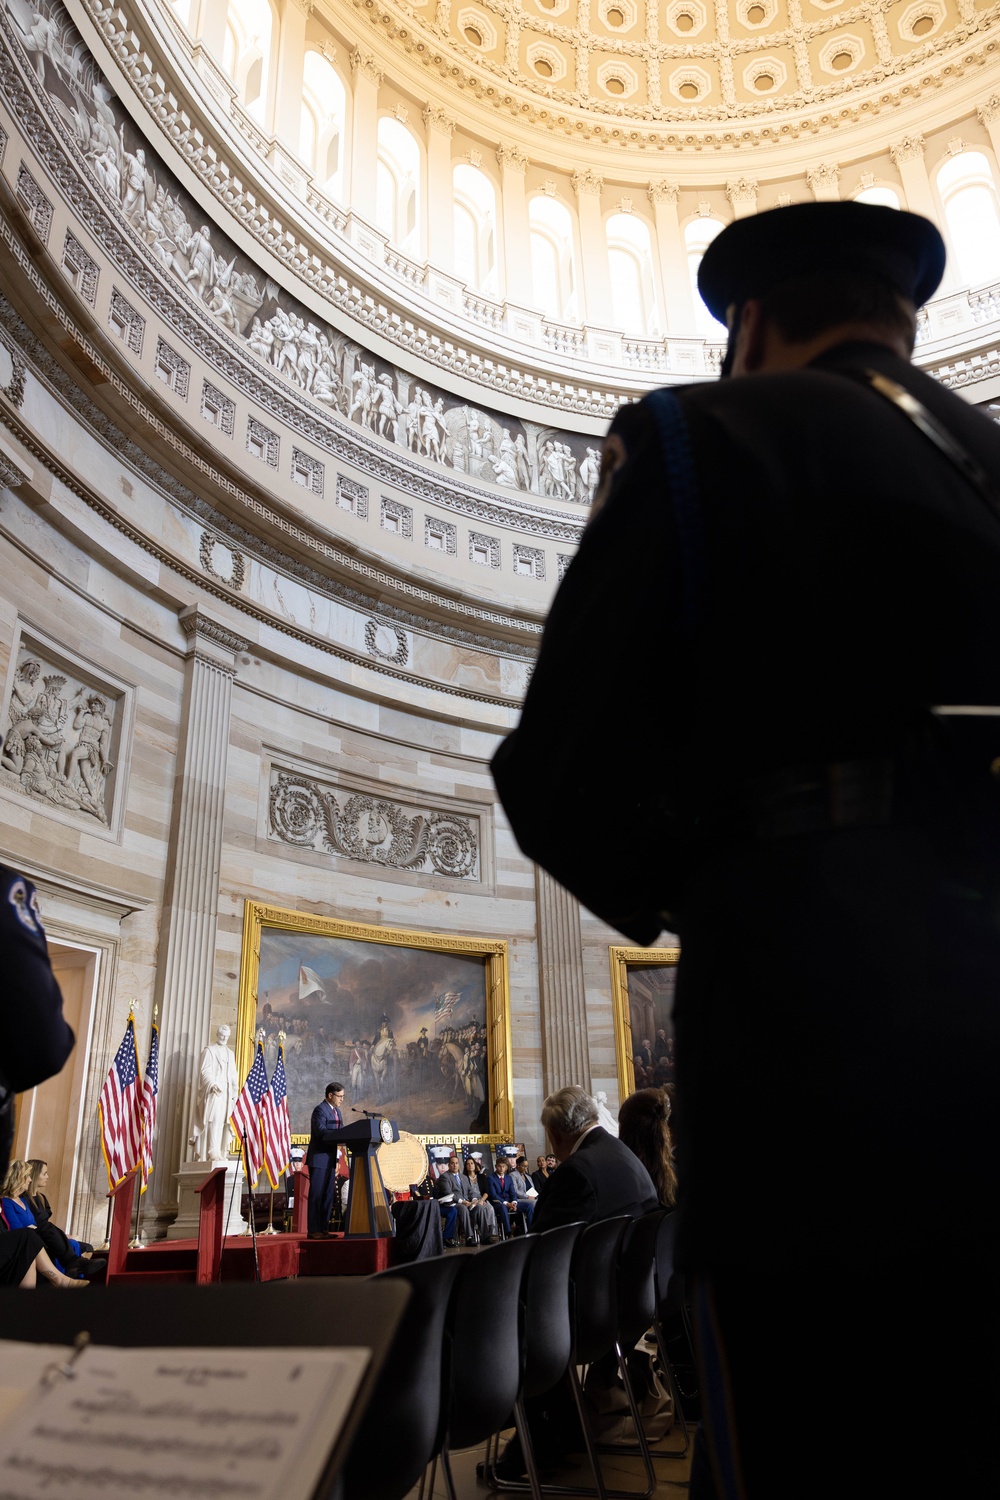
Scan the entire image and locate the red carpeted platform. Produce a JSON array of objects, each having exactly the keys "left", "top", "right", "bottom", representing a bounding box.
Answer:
[{"left": 113, "top": 1231, "right": 391, "bottom": 1284}]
